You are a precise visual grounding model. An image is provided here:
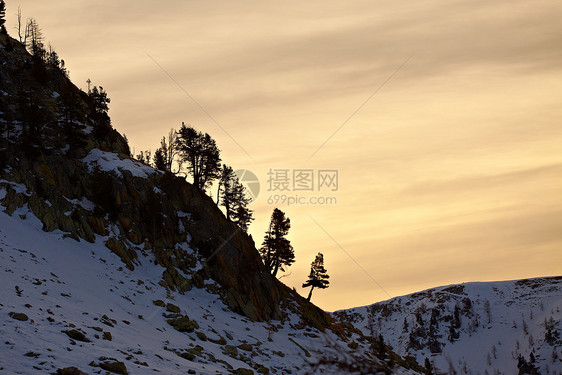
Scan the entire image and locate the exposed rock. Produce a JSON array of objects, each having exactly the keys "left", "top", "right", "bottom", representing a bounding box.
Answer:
[
  {"left": 177, "top": 351, "right": 195, "bottom": 361},
  {"left": 63, "top": 329, "right": 90, "bottom": 342},
  {"left": 162, "top": 267, "right": 193, "bottom": 293},
  {"left": 56, "top": 367, "right": 88, "bottom": 375},
  {"left": 209, "top": 336, "right": 227, "bottom": 345},
  {"left": 233, "top": 368, "right": 254, "bottom": 375},
  {"left": 166, "top": 303, "right": 181, "bottom": 314},
  {"left": 99, "top": 360, "right": 127, "bottom": 374},
  {"left": 223, "top": 345, "right": 238, "bottom": 358},
  {"left": 167, "top": 315, "right": 199, "bottom": 333},
  {"left": 237, "top": 343, "right": 253, "bottom": 351},
  {"left": 9, "top": 312, "right": 29, "bottom": 321},
  {"left": 105, "top": 237, "right": 136, "bottom": 271},
  {"left": 255, "top": 365, "right": 269, "bottom": 374}
]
